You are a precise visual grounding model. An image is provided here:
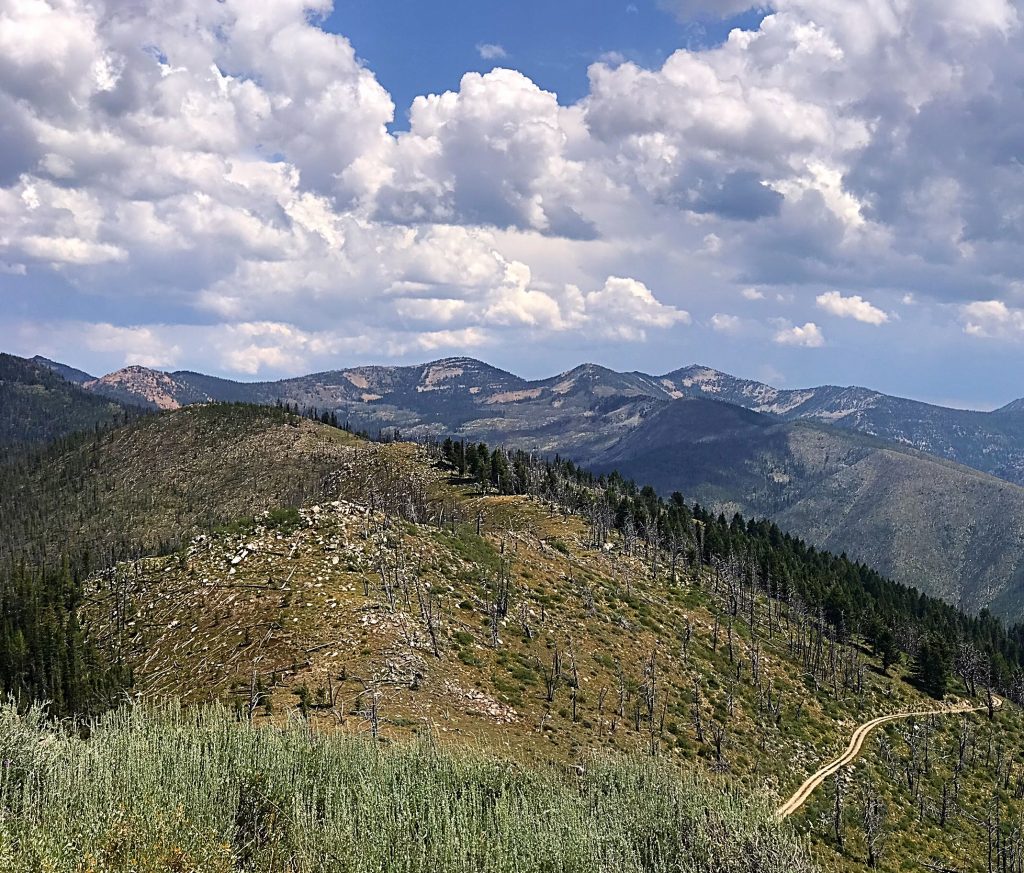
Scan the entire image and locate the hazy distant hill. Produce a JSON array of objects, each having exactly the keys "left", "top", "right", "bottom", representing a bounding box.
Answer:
[
  {"left": 999, "top": 397, "right": 1024, "bottom": 414},
  {"left": 659, "top": 365, "right": 1024, "bottom": 486}
]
